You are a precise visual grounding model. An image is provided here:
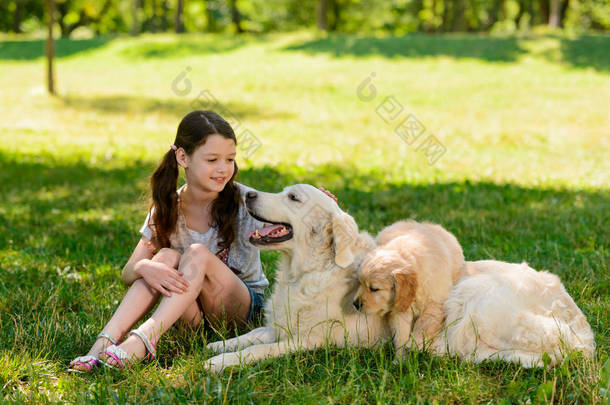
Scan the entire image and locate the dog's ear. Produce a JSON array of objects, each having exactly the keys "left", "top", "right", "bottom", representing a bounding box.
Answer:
[
  {"left": 332, "top": 212, "right": 359, "bottom": 268},
  {"left": 392, "top": 269, "right": 417, "bottom": 312}
]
